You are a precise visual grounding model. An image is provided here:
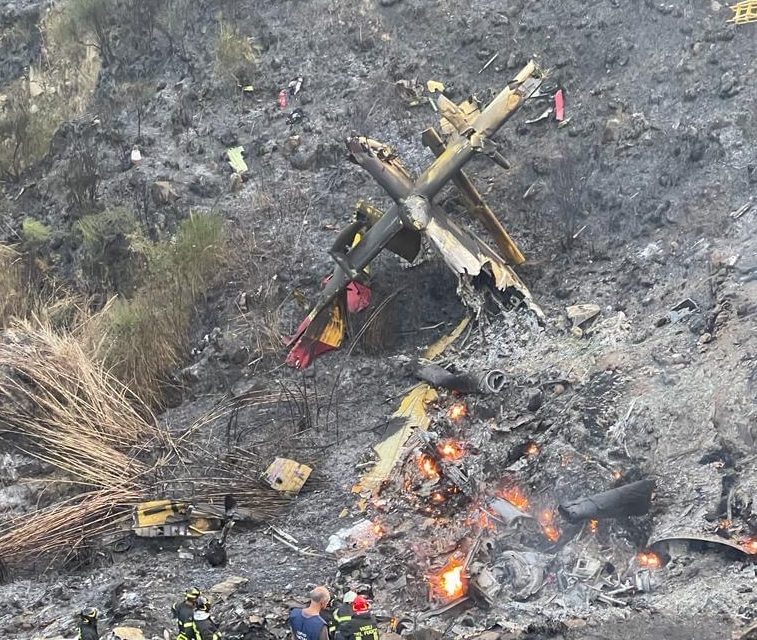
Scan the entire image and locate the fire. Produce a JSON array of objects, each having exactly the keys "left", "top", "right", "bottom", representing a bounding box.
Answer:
[
  {"left": 499, "top": 485, "right": 530, "bottom": 512},
  {"left": 430, "top": 490, "right": 446, "bottom": 504},
  {"left": 437, "top": 439, "right": 466, "bottom": 462},
  {"left": 418, "top": 453, "right": 440, "bottom": 480},
  {"left": 538, "top": 508, "right": 561, "bottom": 543},
  {"left": 741, "top": 537, "right": 757, "bottom": 555},
  {"left": 589, "top": 519, "right": 599, "bottom": 534},
  {"left": 636, "top": 550, "right": 663, "bottom": 569},
  {"left": 447, "top": 402, "right": 468, "bottom": 421},
  {"left": 716, "top": 518, "right": 732, "bottom": 533},
  {"left": 431, "top": 557, "right": 467, "bottom": 601},
  {"left": 611, "top": 469, "right": 623, "bottom": 481},
  {"left": 525, "top": 441, "right": 540, "bottom": 457}
]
